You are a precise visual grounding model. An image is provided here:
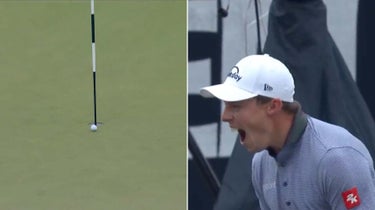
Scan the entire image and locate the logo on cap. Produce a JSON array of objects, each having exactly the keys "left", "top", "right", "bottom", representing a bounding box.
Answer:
[
  {"left": 264, "top": 83, "right": 273, "bottom": 91},
  {"left": 227, "top": 66, "right": 242, "bottom": 82}
]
